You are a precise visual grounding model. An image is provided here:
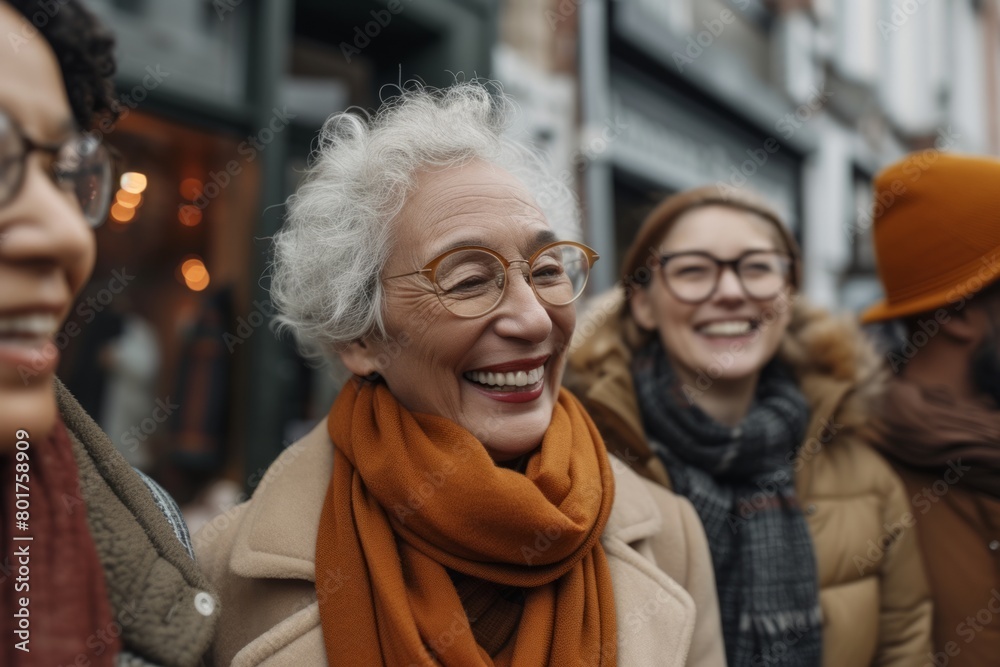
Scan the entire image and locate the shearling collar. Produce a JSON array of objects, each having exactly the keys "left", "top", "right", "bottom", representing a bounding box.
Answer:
[
  {"left": 228, "top": 417, "right": 664, "bottom": 581},
  {"left": 56, "top": 380, "right": 218, "bottom": 667}
]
